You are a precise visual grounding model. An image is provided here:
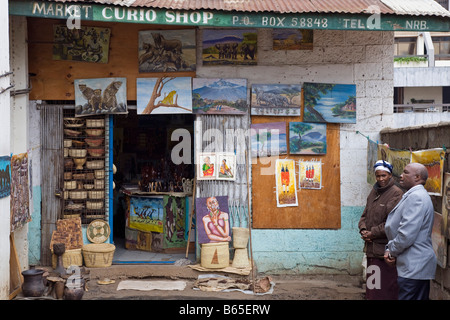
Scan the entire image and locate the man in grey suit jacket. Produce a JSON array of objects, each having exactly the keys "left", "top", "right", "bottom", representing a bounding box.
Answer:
[{"left": 384, "top": 162, "right": 437, "bottom": 300}]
